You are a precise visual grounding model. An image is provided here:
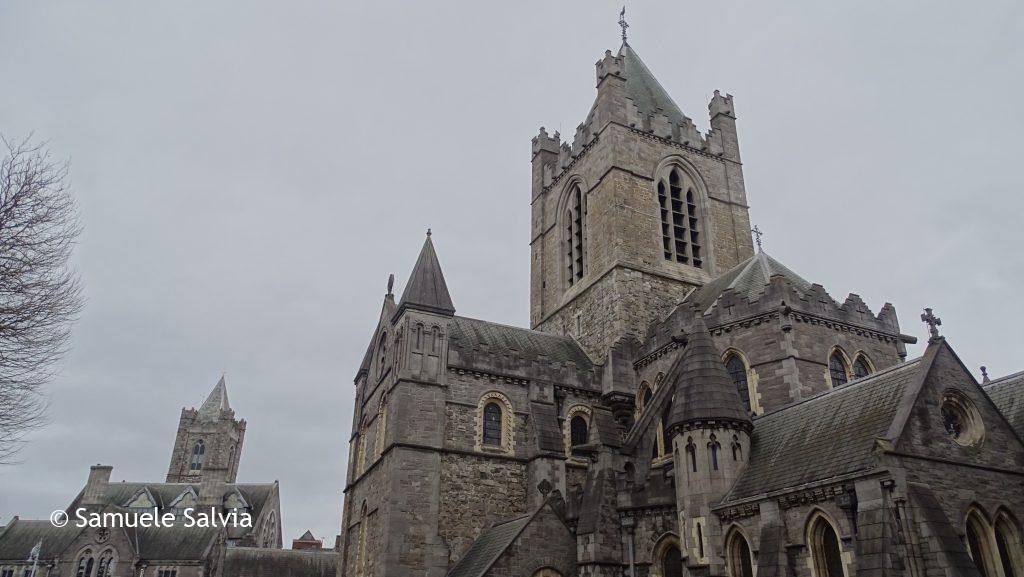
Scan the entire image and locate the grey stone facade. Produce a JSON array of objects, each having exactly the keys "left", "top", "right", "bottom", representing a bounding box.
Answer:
[{"left": 339, "top": 35, "right": 1024, "bottom": 577}]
